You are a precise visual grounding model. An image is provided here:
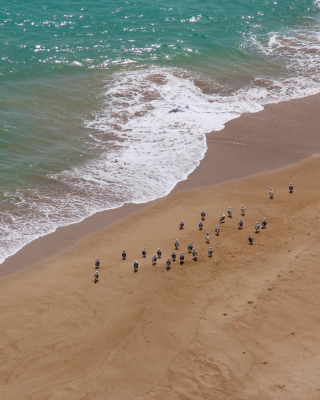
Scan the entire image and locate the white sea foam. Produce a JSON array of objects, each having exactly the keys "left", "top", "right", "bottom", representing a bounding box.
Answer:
[
  {"left": 2, "top": 49, "right": 320, "bottom": 264},
  {"left": 247, "top": 25, "right": 320, "bottom": 100},
  {"left": 313, "top": 0, "right": 320, "bottom": 9}
]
